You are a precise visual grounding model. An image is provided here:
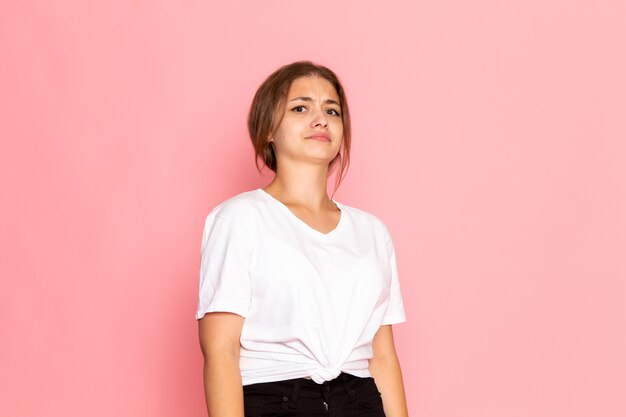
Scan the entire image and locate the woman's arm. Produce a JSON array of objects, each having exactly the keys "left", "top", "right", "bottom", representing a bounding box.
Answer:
[
  {"left": 369, "top": 325, "right": 409, "bottom": 417},
  {"left": 198, "top": 312, "right": 245, "bottom": 417}
]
